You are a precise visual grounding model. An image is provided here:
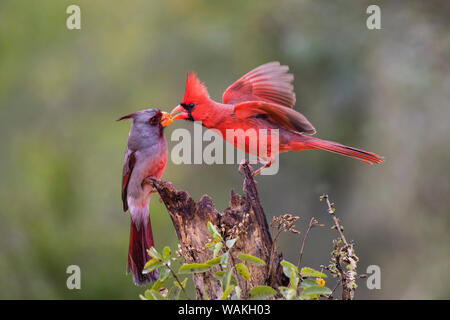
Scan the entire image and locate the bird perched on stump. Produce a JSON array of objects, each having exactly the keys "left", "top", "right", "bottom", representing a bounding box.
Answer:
[
  {"left": 170, "top": 62, "right": 383, "bottom": 175},
  {"left": 118, "top": 109, "right": 172, "bottom": 285}
]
